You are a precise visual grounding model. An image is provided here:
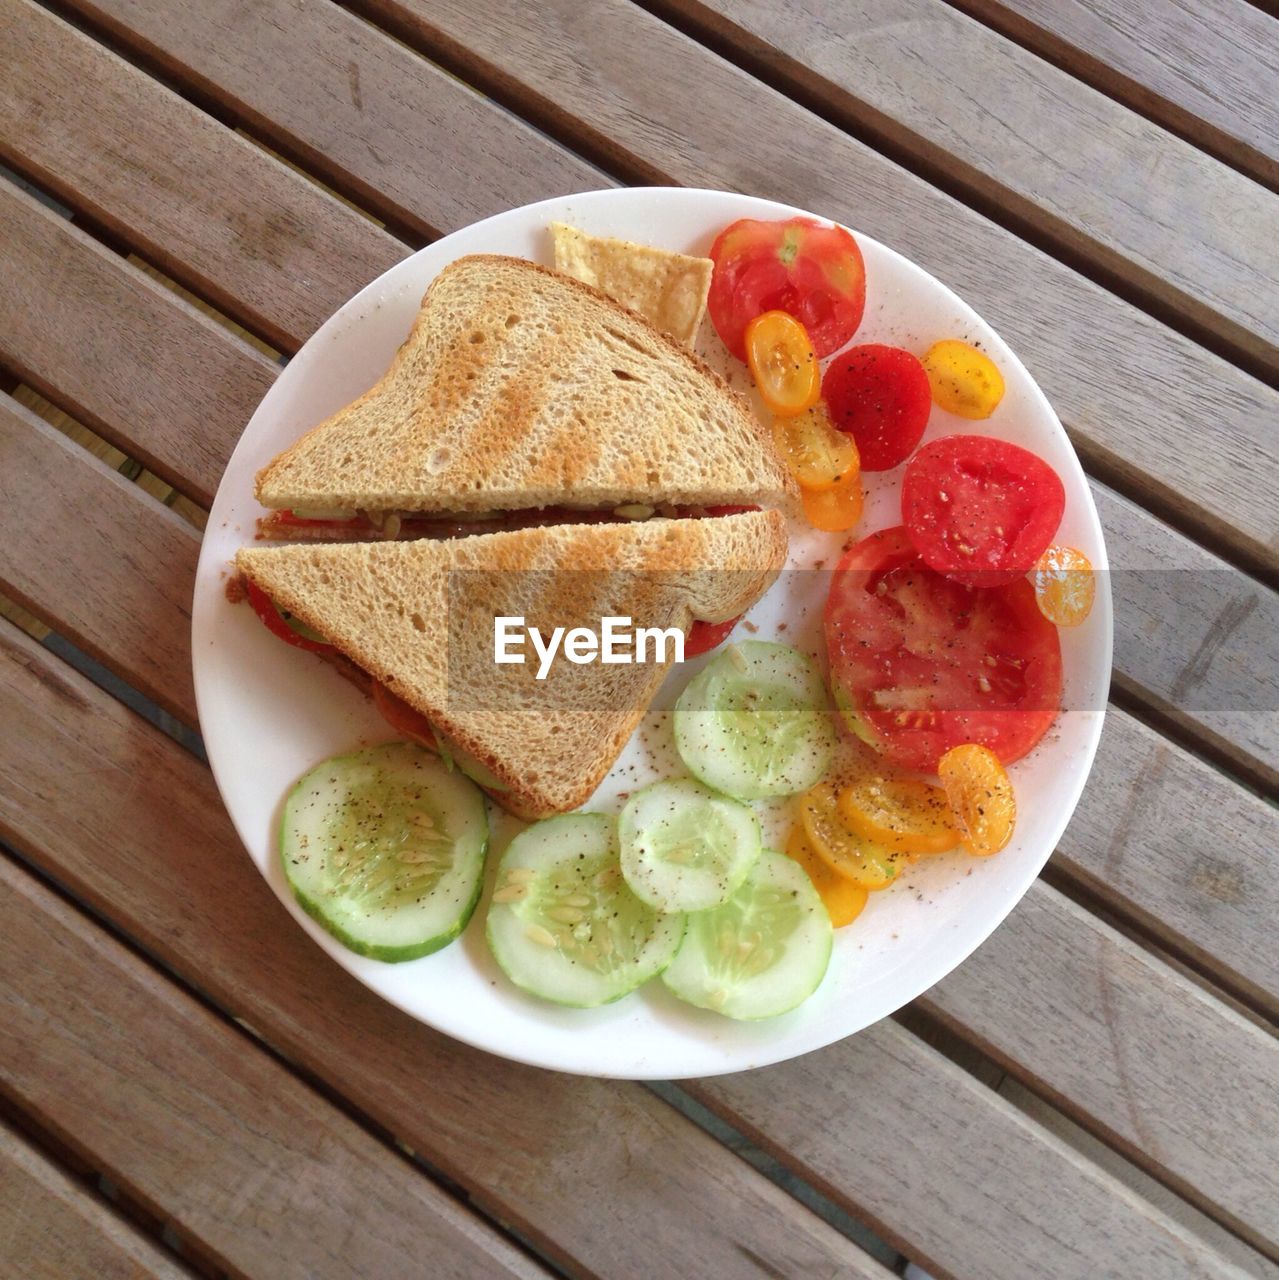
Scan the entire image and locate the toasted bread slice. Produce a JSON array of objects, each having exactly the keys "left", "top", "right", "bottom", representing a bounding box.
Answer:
[
  {"left": 255, "top": 254, "right": 792, "bottom": 515},
  {"left": 236, "top": 510, "right": 788, "bottom": 818}
]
